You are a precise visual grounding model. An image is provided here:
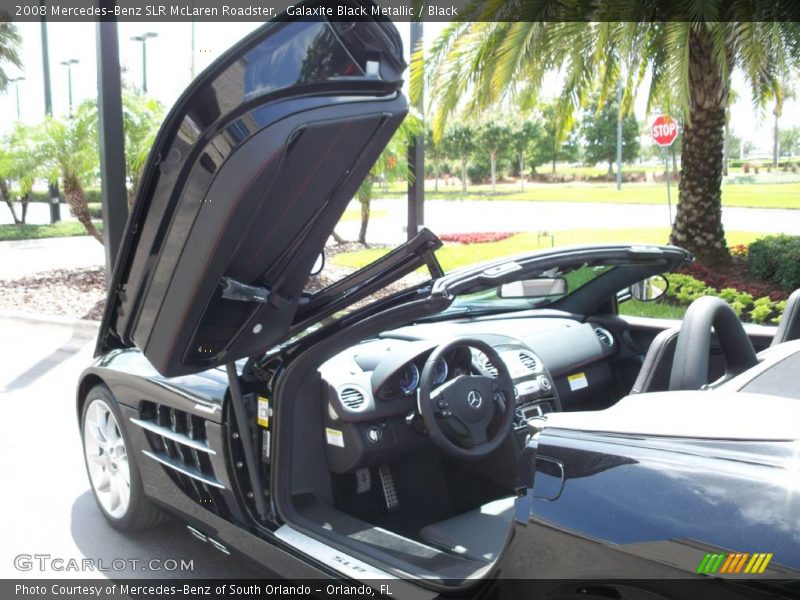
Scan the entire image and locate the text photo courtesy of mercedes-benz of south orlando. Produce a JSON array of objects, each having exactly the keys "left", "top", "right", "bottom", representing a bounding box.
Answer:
[{"left": 1, "top": 1, "right": 800, "bottom": 599}]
